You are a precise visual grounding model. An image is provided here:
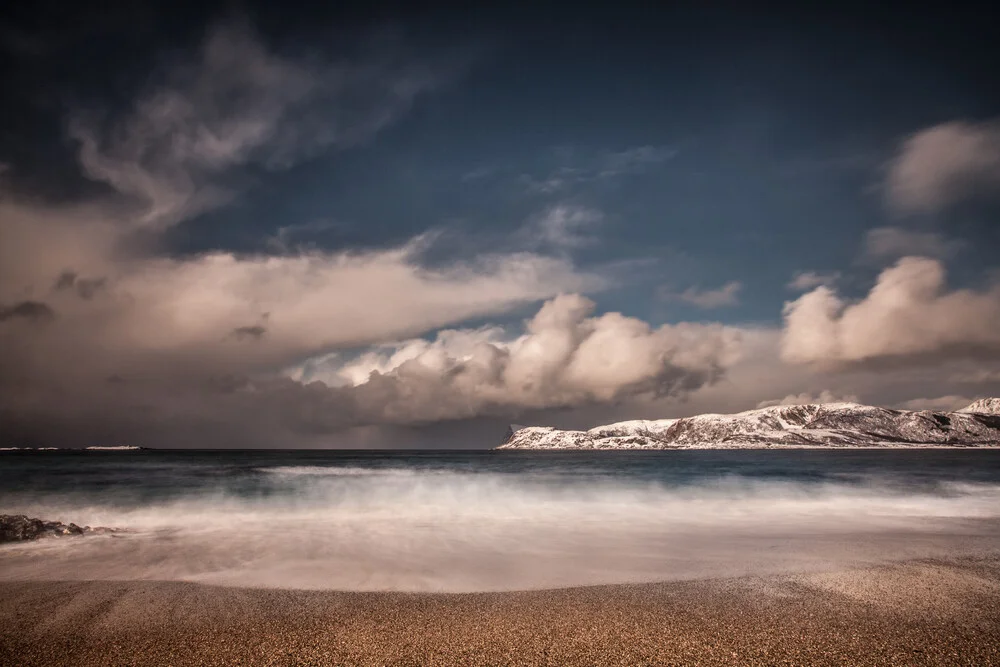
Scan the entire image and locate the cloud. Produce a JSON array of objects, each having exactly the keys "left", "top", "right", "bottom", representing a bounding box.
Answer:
[
  {"left": 231, "top": 325, "right": 267, "bottom": 341},
  {"left": 886, "top": 119, "right": 1000, "bottom": 214},
  {"left": 0, "top": 291, "right": 743, "bottom": 445},
  {"left": 661, "top": 281, "right": 742, "bottom": 309},
  {"left": 53, "top": 271, "right": 107, "bottom": 300},
  {"left": 895, "top": 396, "right": 976, "bottom": 412},
  {"left": 280, "top": 294, "right": 744, "bottom": 425},
  {"left": 0, "top": 209, "right": 605, "bottom": 378},
  {"left": 0, "top": 301, "right": 55, "bottom": 323},
  {"left": 597, "top": 145, "right": 677, "bottom": 179},
  {"left": 787, "top": 271, "right": 840, "bottom": 291},
  {"left": 781, "top": 256, "right": 1000, "bottom": 366},
  {"left": 521, "top": 204, "right": 602, "bottom": 250},
  {"left": 0, "top": 17, "right": 638, "bottom": 447},
  {"left": 0, "top": 17, "right": 548, "bottom": 381},
  {"left": 862, "top": 226, "right": 964, "bottom": 262},
  {"left": 589, "top": 324, "right": 1000, "bottom": 428},
  {"left": 116, "top": 243, "right": 600, "bottom": 358},
  {"left": 522, "top": 145, "right": 675, "bottom": 194},
  {"left": 267, "top": 219, "right": 348, "bottom": 253},
  {"left": 756, "top": 390, "right": 859, "bottom": 409},
  {"left": 949, "top": 369, "right": 1000, "bottom": 384},
  {"left": 68, "top": 20, "right": 444, "bottom": 229},
  {"left": 0, "top": 232, "right": 610, "bottom": 444}
]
